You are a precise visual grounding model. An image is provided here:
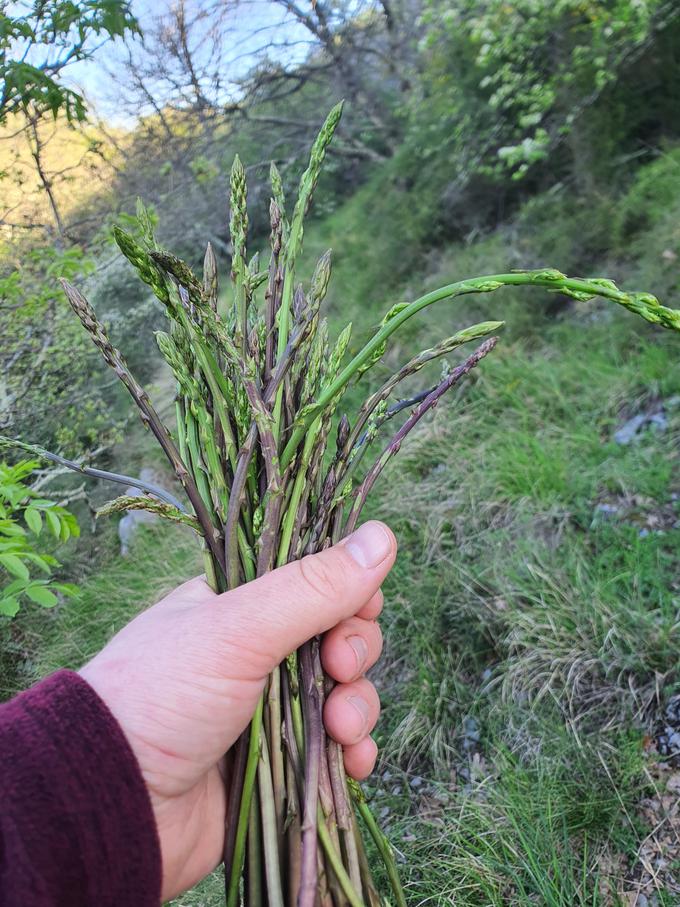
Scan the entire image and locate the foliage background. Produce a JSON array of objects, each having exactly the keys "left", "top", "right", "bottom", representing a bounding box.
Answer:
[{"left": 2, "top": 1, "right": 680, "bottom": 903}]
